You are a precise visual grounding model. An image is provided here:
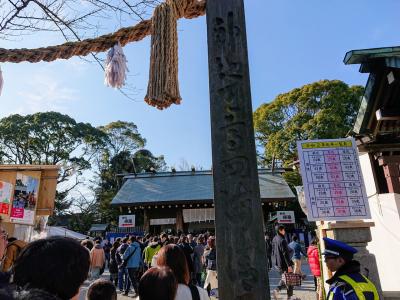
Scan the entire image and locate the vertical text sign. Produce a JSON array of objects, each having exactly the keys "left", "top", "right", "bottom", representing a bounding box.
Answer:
[{"left": 206, "top": 0, "right": 269, "bottom": 299}]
